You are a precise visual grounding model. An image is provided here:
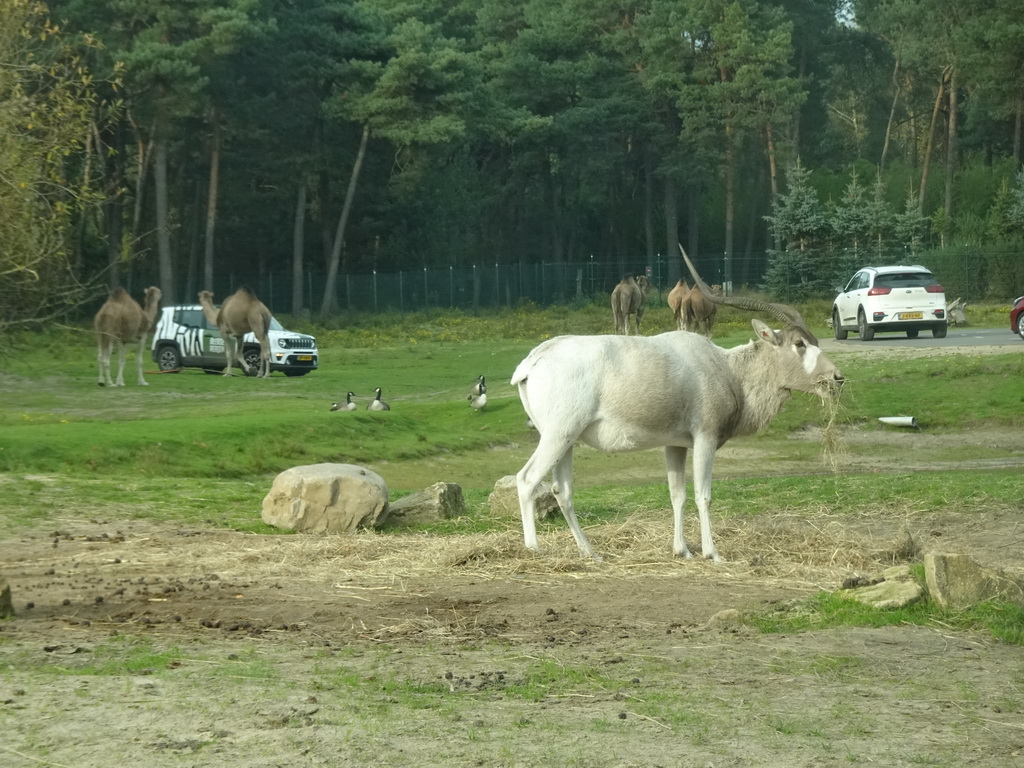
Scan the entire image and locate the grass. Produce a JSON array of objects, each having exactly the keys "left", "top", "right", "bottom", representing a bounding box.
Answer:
[
  {"left": 752, "top": 591, "right": 1024, "bottom": 645},
  {"left": 2, "top": 301, "right": 1023, "bottom": 652}
]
